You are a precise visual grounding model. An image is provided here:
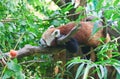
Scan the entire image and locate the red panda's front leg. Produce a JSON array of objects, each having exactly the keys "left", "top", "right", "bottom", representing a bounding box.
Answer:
[{"left": 65, "top": 38, "right": 79, "bottom": 53}]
